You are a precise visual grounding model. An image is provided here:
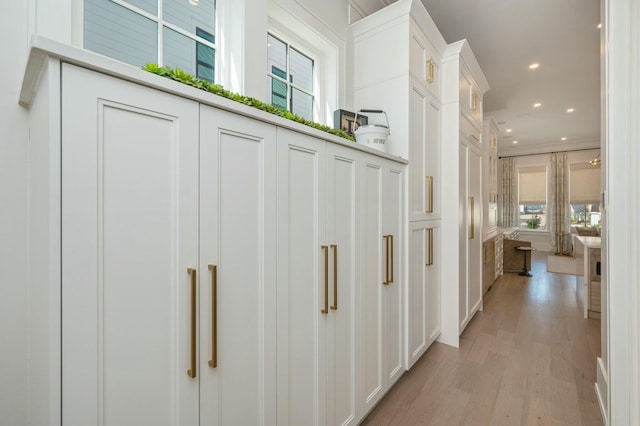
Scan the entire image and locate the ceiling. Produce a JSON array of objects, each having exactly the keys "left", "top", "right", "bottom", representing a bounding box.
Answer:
[{"left": 354, "top": 0, "right": 602, "bottom": 156}]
